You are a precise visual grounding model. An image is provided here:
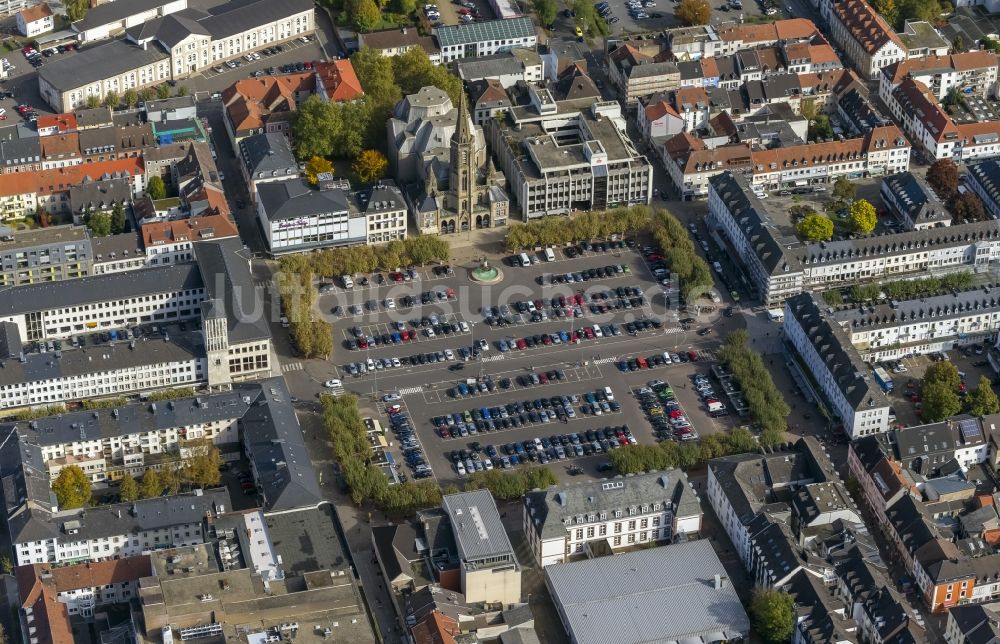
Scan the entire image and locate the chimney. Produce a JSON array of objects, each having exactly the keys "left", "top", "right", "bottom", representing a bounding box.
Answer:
[{"left": 714, "top": 574, "right": 727, "bottom": 589}]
